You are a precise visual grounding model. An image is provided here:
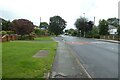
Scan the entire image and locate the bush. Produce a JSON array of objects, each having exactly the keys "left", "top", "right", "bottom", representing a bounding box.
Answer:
[
  {"left": 93, "top": 34, "right": 100, "bottom": 39},
  {"left": 34, "top": 29, "right": 45, "bottom": 36},
  {"left": 0, "top": 31, "right": 7, "bottom": 36},
  {"left": 18, "top": 35, "right": 34, "bottom": 40},
  {"left": 6, "top": 31, "right": 15, "bottom": 34},
  {"left": 85, "top": 35, "right": 92, "bottom": 38},
  {"left": 85, "top": 32, "right": 92, "bottom": 38}
]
